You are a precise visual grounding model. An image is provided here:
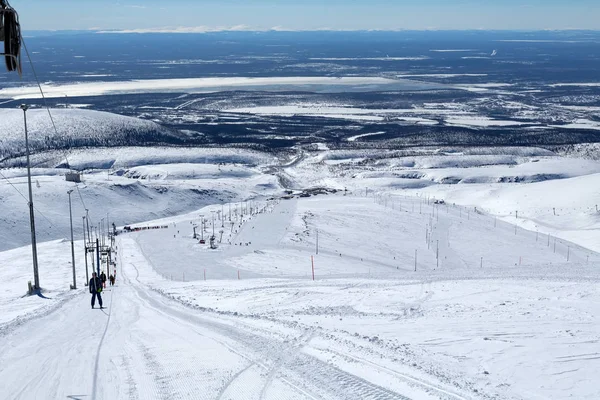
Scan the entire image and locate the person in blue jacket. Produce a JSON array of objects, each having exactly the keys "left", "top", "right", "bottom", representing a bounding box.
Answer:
[{"left": 89, "top": 272, "right": 103, "bottom": 309}]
